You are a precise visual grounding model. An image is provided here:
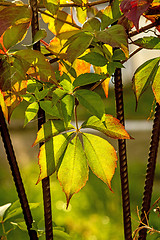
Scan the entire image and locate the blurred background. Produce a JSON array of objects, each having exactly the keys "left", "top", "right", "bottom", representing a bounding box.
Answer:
[{"left": 0, "top": 9, "right": 160, "bottom": 240}]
